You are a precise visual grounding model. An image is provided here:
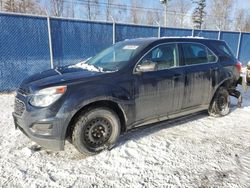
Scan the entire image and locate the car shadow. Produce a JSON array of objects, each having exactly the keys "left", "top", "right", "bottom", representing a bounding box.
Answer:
[
  {"left": 116, "top": 110, "right": 209, "bottom": 148},
  {"left": 116, "top": 98, "right": 245, "bottom": 148}
]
